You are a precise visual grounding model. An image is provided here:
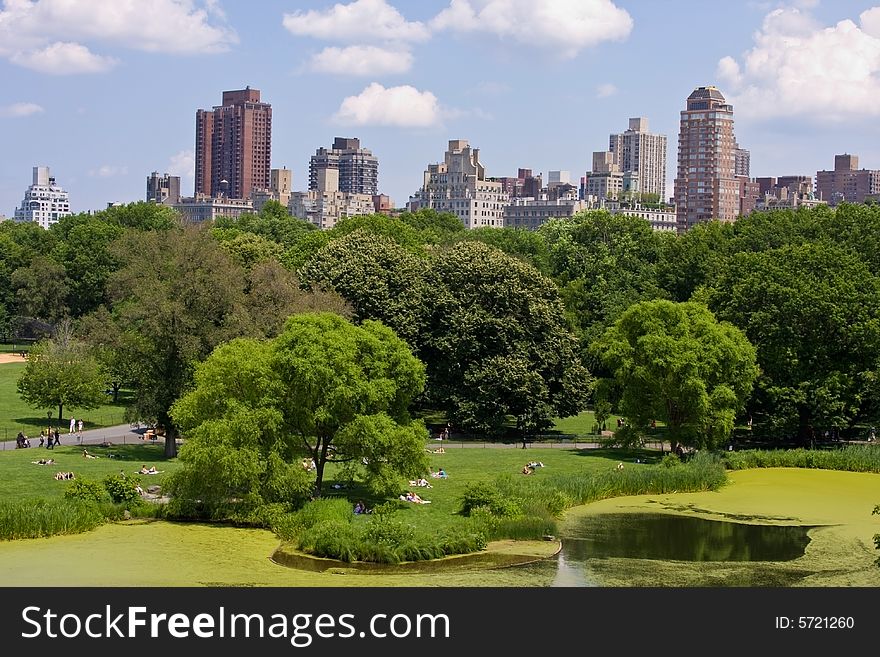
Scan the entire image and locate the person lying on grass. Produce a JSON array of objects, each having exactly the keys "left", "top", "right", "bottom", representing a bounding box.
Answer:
[
  {"left": 138, "top": 465, "right": 164, "bottom": 475},
  {"left": 31, "top": 458, "right": 55, "bottom": 465},
  {"left": 408, "top": 478, "right": 432, "bottom": 488},
  {"left": 400, "top": 491, "right": 431, "bottom": 504}
]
